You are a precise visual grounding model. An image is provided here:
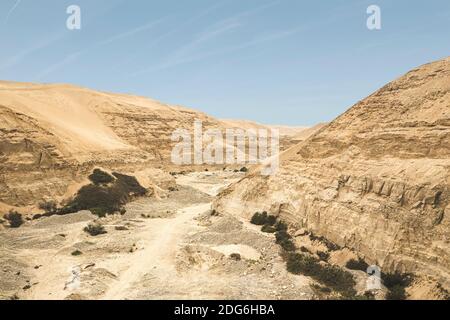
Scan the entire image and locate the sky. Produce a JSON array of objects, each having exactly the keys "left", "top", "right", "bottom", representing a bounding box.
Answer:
[{"left": 1, "top": 0, "right": 449, "bottom": 126}]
